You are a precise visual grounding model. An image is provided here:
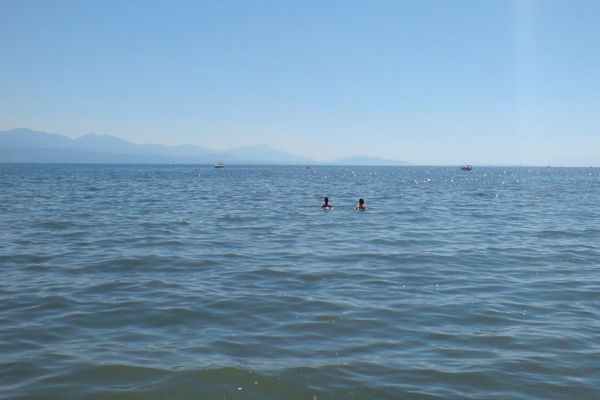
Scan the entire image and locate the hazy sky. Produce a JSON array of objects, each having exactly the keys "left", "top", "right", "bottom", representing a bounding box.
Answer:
[{"left": 1, "top": 0, "right": 599, "bottom": 165}]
